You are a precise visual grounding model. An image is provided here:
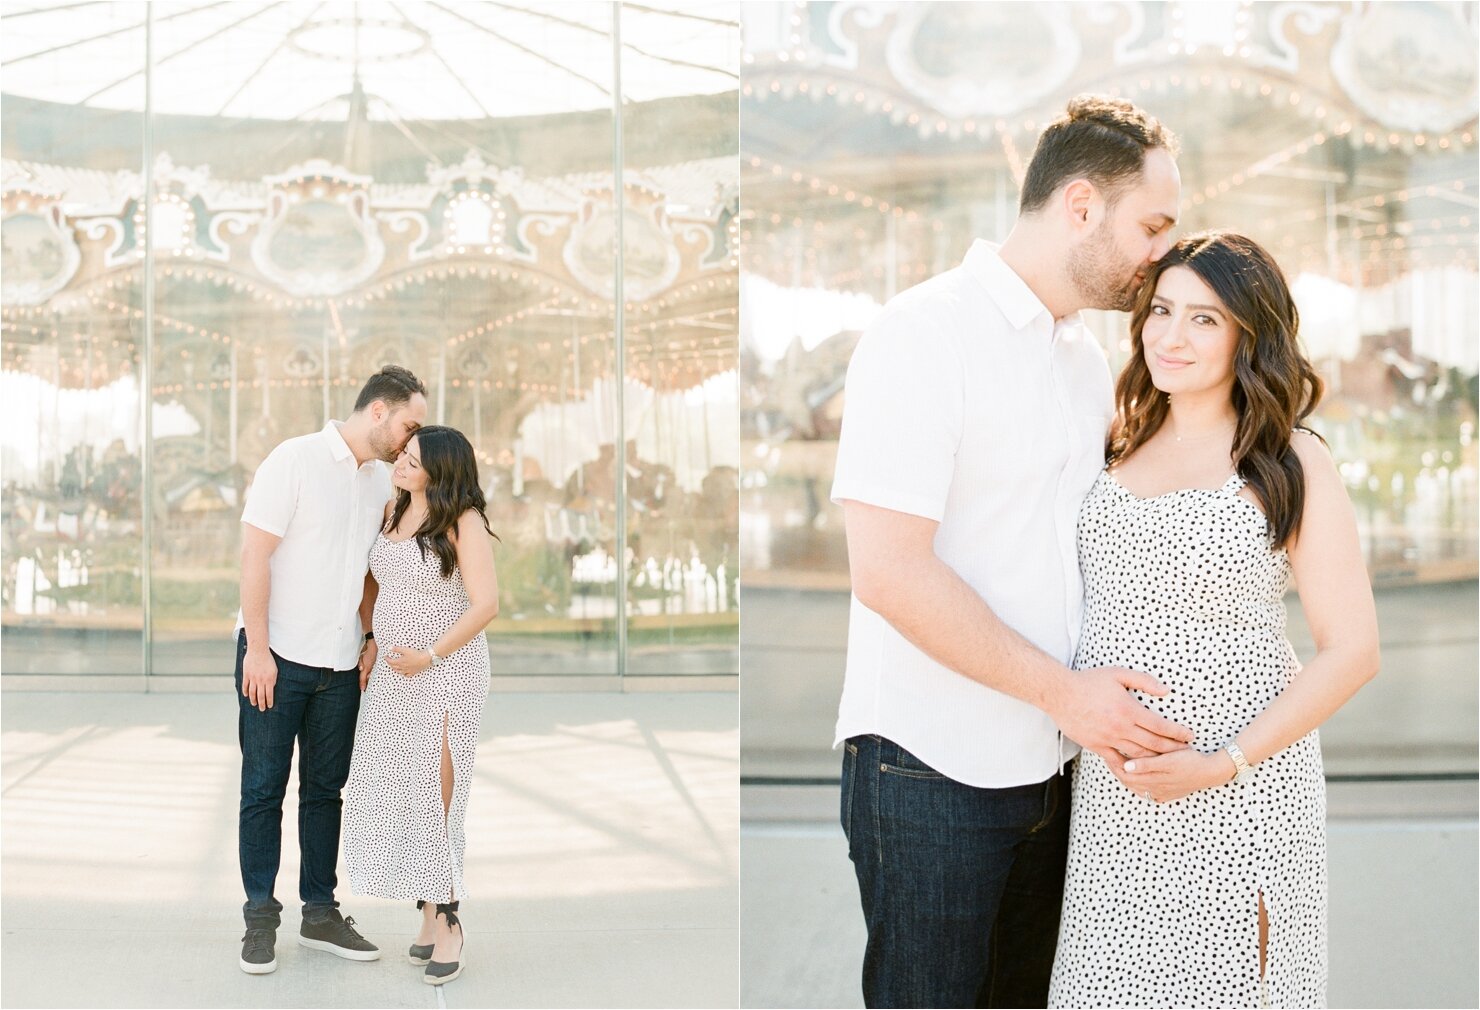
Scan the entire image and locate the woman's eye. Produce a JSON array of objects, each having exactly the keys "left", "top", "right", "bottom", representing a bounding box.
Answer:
[
  {"left": 1195, "top": 314, "right": 1215, "bottom": 325},
  {"left": 1150, "top": 304, "right": 1168, "bottom": 315}
]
